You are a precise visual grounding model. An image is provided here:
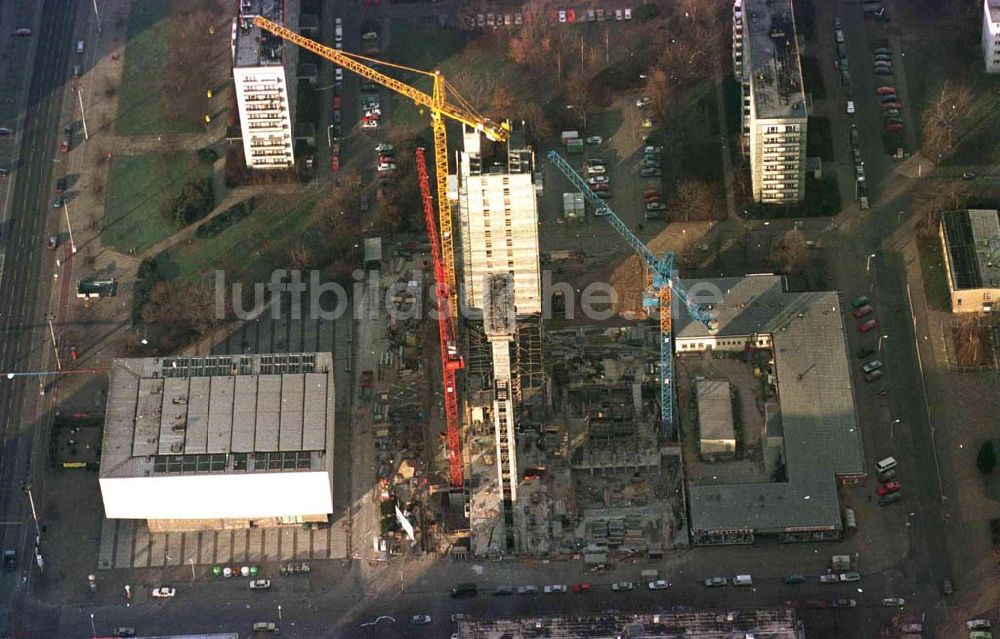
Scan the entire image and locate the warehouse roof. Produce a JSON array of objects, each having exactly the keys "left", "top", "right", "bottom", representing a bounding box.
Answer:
[
  {"left": 100, "top": 354, "right": 335, "bottom": 479},
  {"left": 696, "top": 380, "right": 735, "bottom": 445},
  {"left": 682, "top": 277, "right": 864, "bottom": 535},
  {"left": 940, "top": 209, "right": 1000, "bottom": 291}
]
